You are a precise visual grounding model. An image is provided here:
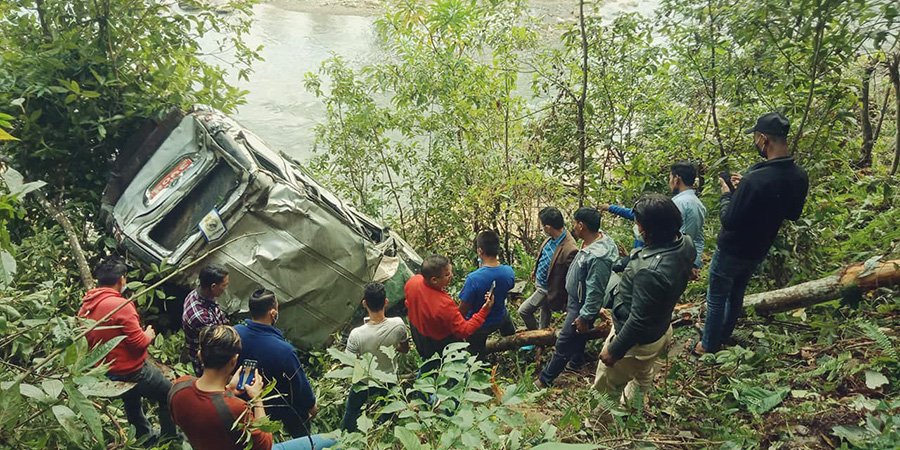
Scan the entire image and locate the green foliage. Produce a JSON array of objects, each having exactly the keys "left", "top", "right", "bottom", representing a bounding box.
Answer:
[
  {"left": 323, "top": 342, "right": 577, "bottom": 449},
  {"left": 0, "top": 0, "right": 260, "bottom": 214}
]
